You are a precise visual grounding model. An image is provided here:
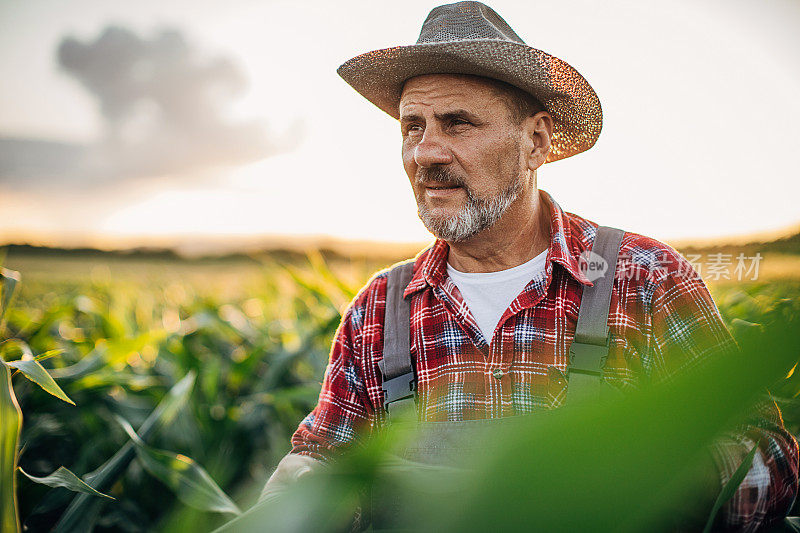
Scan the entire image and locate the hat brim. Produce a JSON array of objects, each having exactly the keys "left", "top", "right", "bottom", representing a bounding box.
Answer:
[{"left": 337, "top": 39, "right": 602, "bottom": 163}]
